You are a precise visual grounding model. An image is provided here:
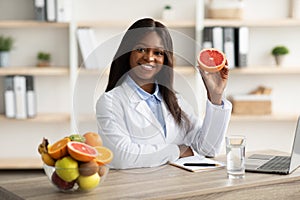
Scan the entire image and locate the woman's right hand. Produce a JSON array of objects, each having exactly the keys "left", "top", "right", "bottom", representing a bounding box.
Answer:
[{"left": 178, "top": 145, "right": 194, "bottom": 158}]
